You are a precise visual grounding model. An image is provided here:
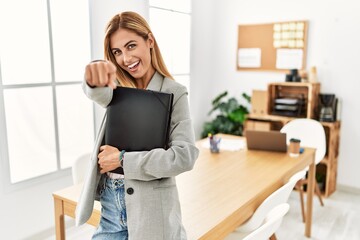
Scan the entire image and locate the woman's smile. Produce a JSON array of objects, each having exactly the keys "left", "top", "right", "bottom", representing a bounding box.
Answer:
[{"left": 127, "top": 60, "right": 140, "bottom": 71}]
